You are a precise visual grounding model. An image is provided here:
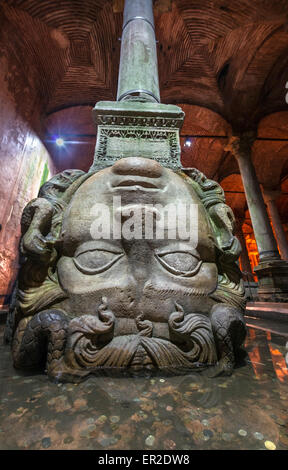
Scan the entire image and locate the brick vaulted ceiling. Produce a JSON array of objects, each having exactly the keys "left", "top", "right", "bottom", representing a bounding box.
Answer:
[
  {"left": 2, "top": 0, "right": 288, "bottom": 122},
  {"left": 1, "top": 0, "right": 121, "bottom": 112},
  {"left": 1, "top": 0, "right": 288, "bottom": 223}
]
